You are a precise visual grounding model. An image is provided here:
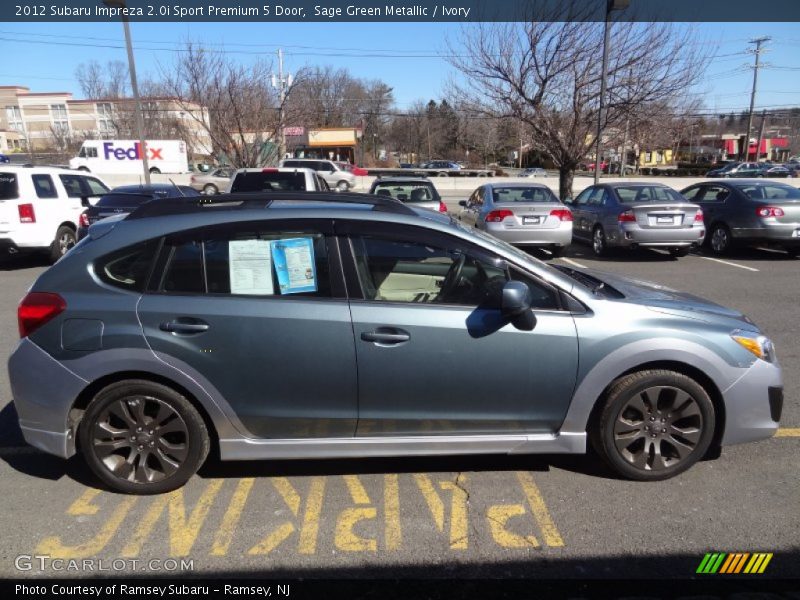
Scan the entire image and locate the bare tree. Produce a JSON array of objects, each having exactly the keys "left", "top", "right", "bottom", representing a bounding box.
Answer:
[
  {"left": 448, "top": 9, "right": 710, "bottom": 198},
  {"left": 158, "top": 43, "right": 290, "bottom": 168},
  {"left": 74, "top": 60, "right": 129, "bottom": 99}
]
